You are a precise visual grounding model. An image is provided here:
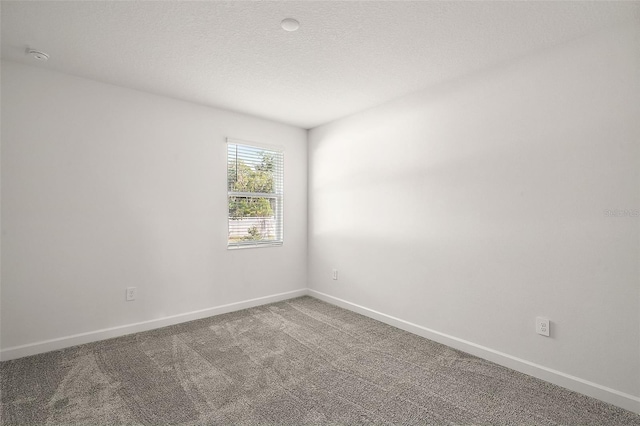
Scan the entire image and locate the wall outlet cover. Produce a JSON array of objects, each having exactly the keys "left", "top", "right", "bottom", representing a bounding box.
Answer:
[
  {"left": 126, "top": 287, "right": 137, "bottom": 301},
  {"left": 536, "top": 317, "right": 550, "bottom": 337}
]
